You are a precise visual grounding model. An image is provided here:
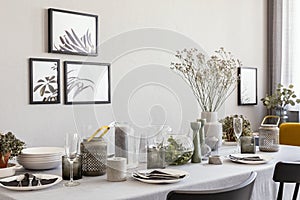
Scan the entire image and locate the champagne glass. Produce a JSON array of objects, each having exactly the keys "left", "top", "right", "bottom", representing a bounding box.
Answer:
[
  {"left": 233, "top": 117, "right": 243, "bottom": 153},
  {"left": 64, "top": 133, "right": 80, "bottom": 187}
]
